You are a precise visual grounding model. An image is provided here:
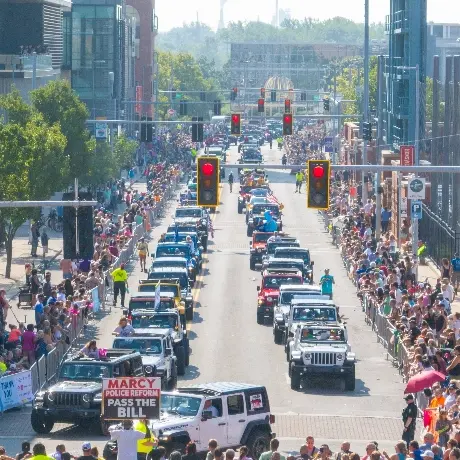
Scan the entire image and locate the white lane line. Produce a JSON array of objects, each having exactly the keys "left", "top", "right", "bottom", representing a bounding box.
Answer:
[{"left": 273, "top": 412, "right": 401, "bottom": 420}]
